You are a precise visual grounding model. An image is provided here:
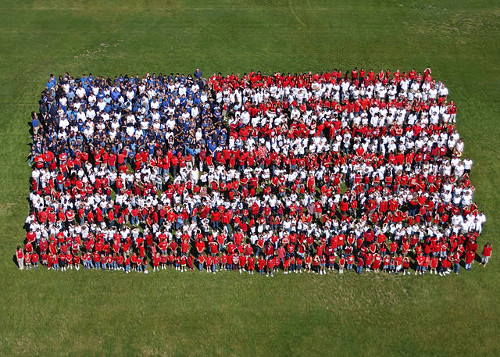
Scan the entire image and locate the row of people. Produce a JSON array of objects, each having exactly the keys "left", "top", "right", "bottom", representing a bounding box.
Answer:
[{"left": 16, "top": 242, "right": 493, "bottom": 276}]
